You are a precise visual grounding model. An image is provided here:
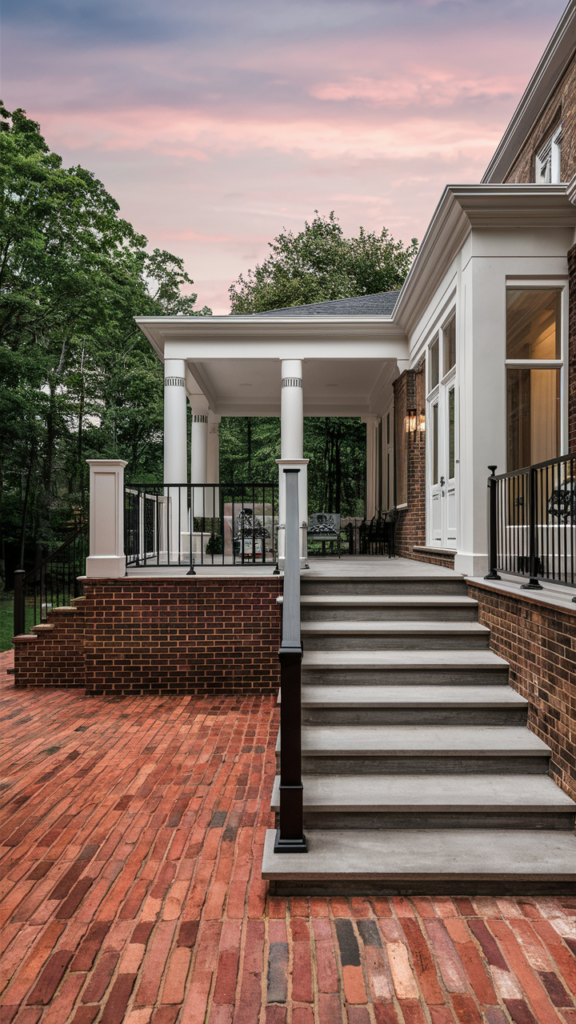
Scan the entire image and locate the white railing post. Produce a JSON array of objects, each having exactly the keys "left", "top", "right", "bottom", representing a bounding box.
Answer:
[{"left": 85, "top": 460, "right": 128, "bottom": 578}]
